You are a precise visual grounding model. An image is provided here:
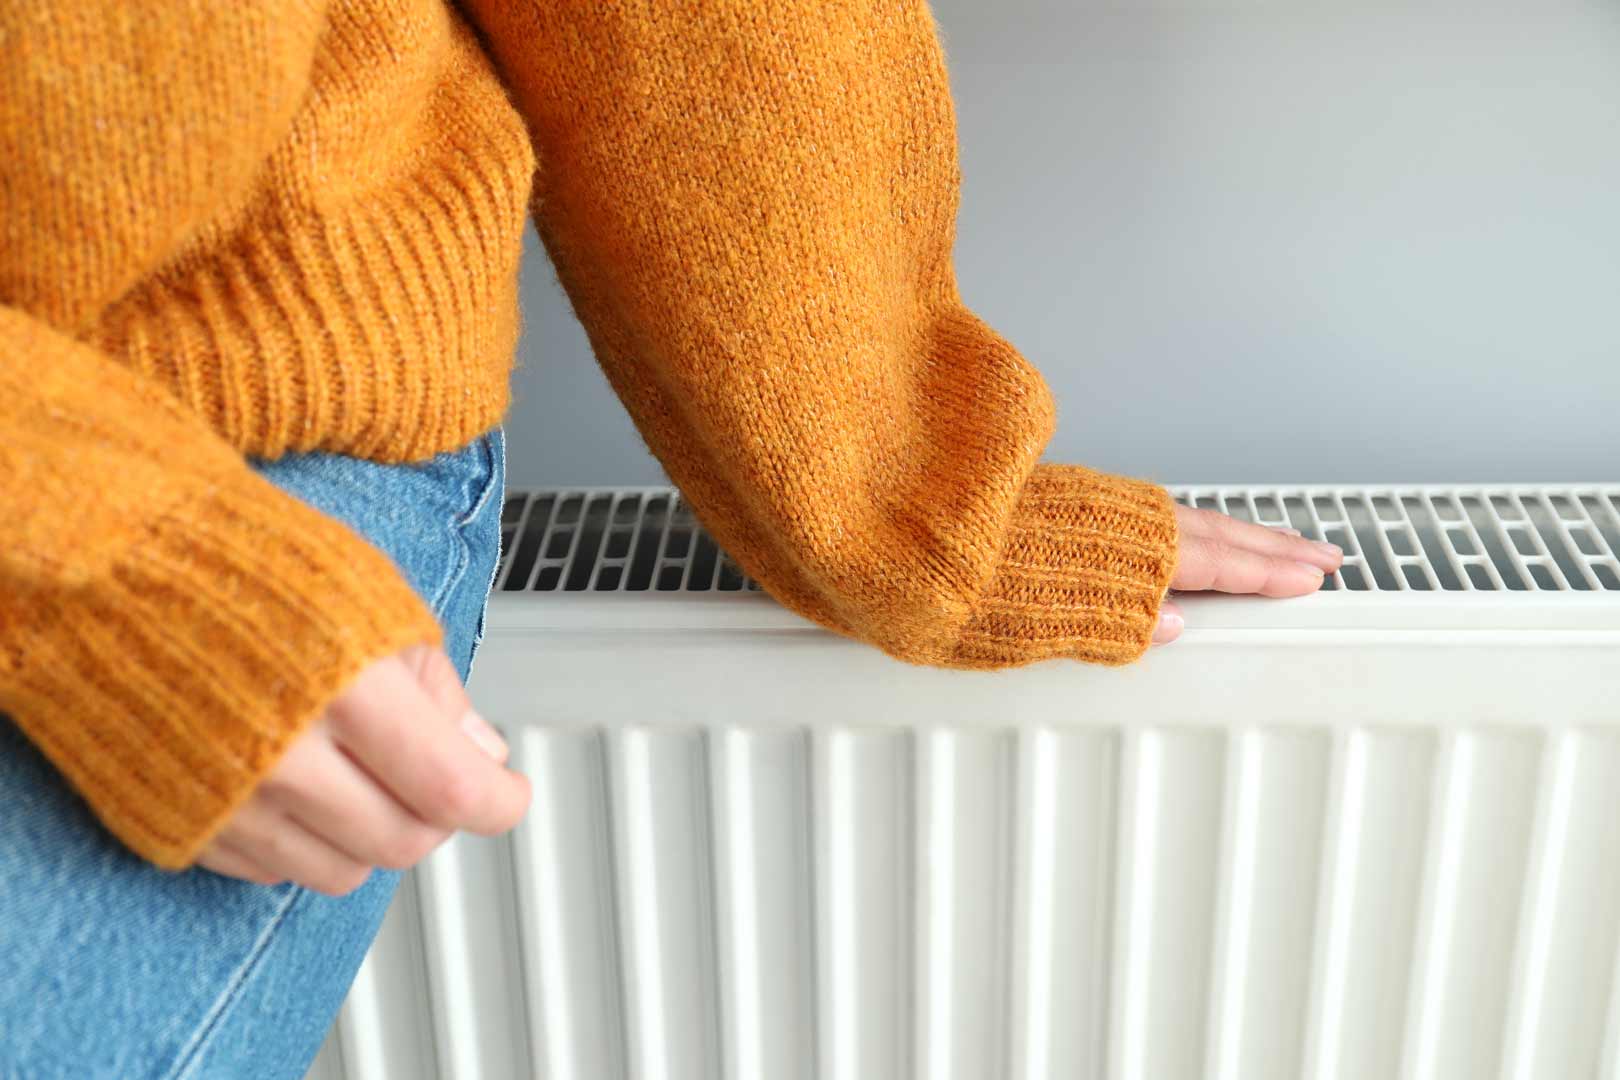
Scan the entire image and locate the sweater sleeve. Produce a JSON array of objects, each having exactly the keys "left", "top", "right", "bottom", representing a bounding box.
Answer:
[
  {"left": 461, "top": 0, "right": 1179, "bottom": 668},
  {"left": 0, "top": 2, "right": 444, "bottom": 869},
  {"left": 0, "top": 308, "right": 446, "bottom": 869}
]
